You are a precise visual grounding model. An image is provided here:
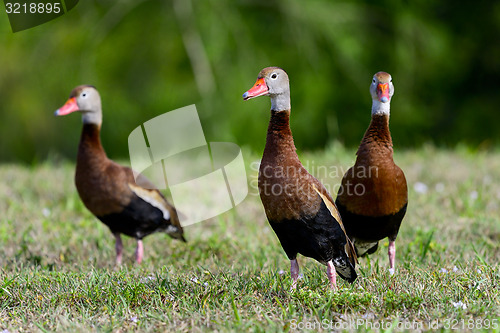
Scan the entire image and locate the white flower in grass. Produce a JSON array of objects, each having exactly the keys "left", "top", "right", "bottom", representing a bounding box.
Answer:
[
  {"left": 483, "top": 175, "right": 492, "bottom": 185},
  {"left": 130, "top": 316, "right": 138, "bottom": 323},
  {"left": 1, "top": 330, "right": 11, "bottom": 333},
  {"left": 278, "top": 270, "right": 286, "bottom": 275},
  {"left": 298, "top": 274, "right": 303, "bottom": 279},
  {"left": 388, "top": 268, "right": 395, "bottom": 275},
  {"left": 469, "top": 191, "right": 478, "bottom": 200},
  {"left": 42, "top": 208, "right": 51, "bottom": 217},
  {"left": 203, "top": 282, "right": 208, "bottom": 287},
  {"left": 452, "top": 266, "right": 459, "bottom": 272},
  {"left": 414, "top": 182, "right": 428, "bottom": 194},
  {"left": 362, "top": 313, "right": 375, "bottom": 320},
  {"left": 140, "top": 275, "right": 155, "bottom": 283},
  {"left": 452, "top": 301, "right": 467, "bottom": 310},
  {"left": 190, "top": 277, "right": 198, "bottom": 283},
  {"left": 435, "top": 183, "right": 445, "bottom": 192},
  {"left": 440, "top": 268, "right": 448, "bottom": 273}
]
